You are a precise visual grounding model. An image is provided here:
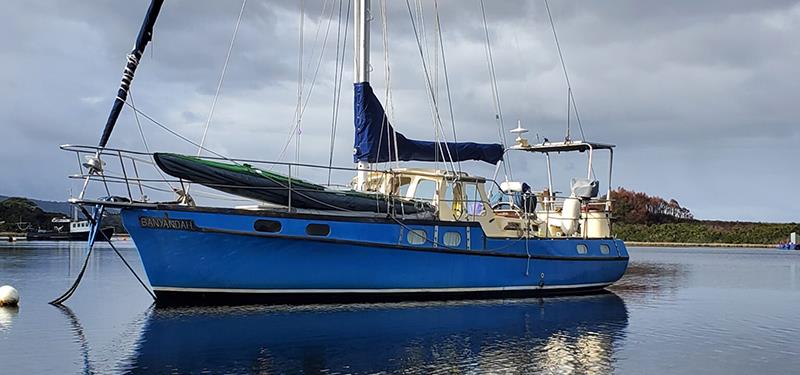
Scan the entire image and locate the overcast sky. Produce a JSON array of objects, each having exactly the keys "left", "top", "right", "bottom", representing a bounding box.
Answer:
[{"left": 1, "top": 1, "right": 798, "bottom": 222}]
